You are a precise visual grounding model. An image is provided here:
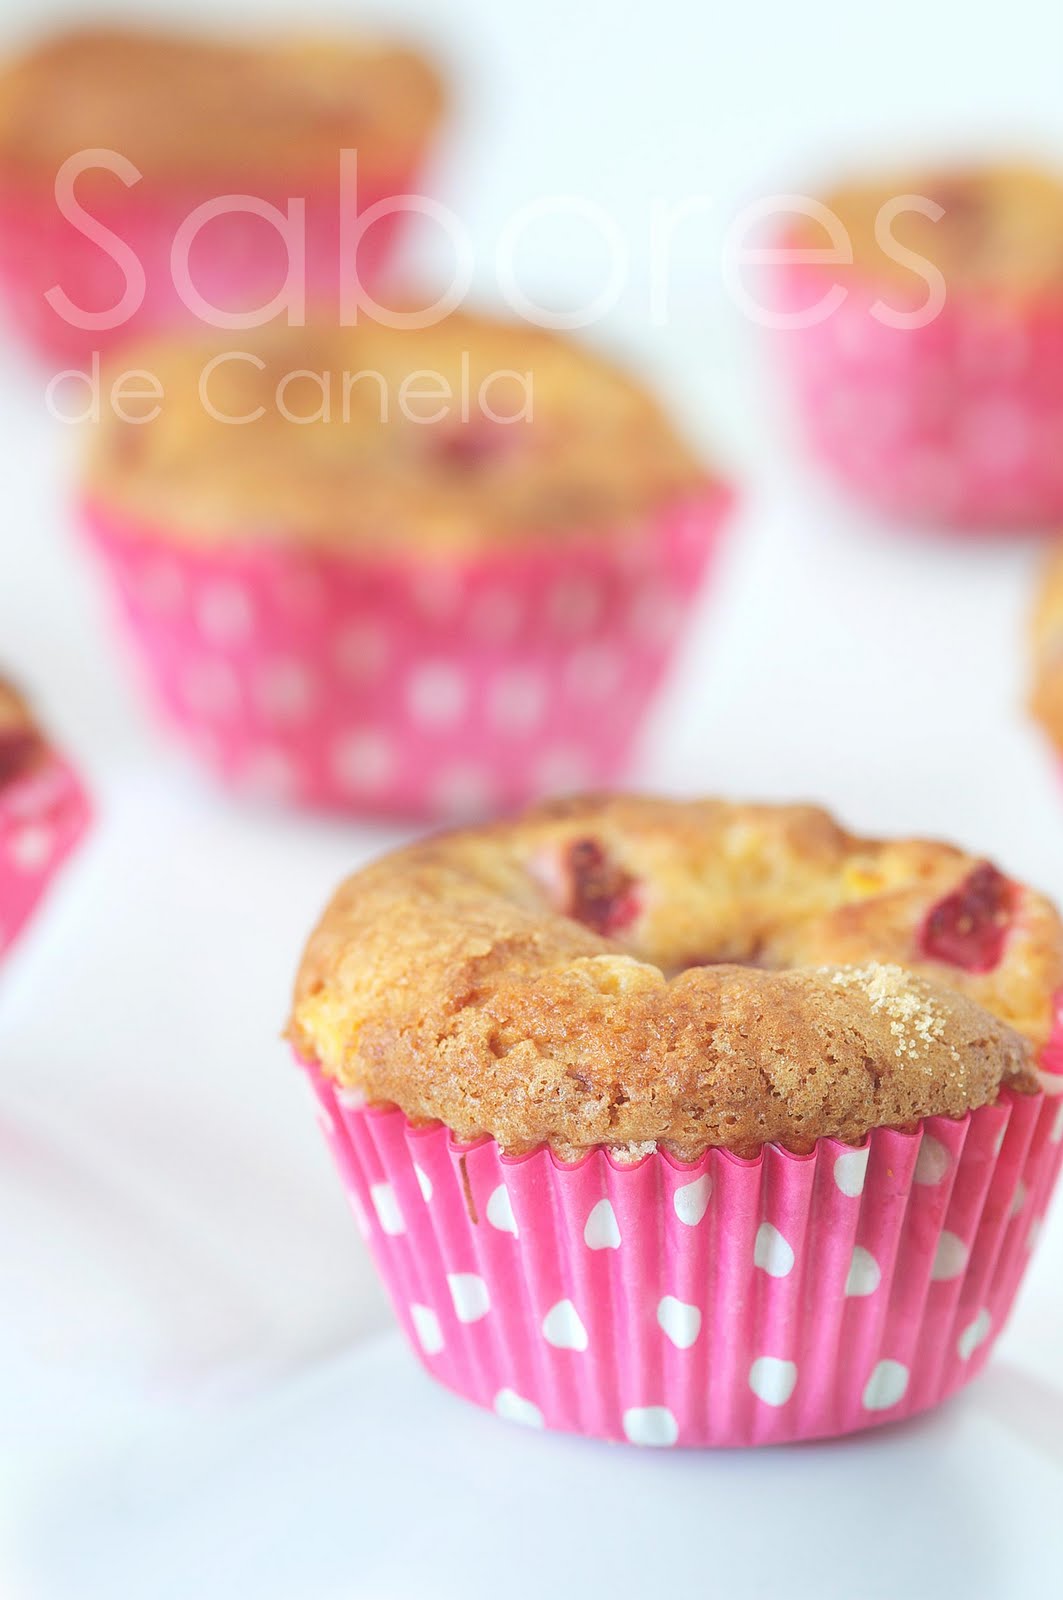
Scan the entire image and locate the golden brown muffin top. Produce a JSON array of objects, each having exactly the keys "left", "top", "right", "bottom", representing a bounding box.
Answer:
[
  {"left": 290, "top": 795, "right": 1062, "bottom": 1159},
  {"left": 0, "top": 676, "right": 46, "bottom": 788},
  {"left": 1029, "top": 546, "right": 1063, "bottom": 753},
  {"left": 794, "top": 163, "right": 1063, "bottom": 298},
  {"left": 0, "top": 25, "right": 444, "bottom": 186},
  {"left": 82, "top": 314, "right": 713, "bottom": 555},
  {"left": 0, "top": 676, "right": 30, "bottom": 733}
]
